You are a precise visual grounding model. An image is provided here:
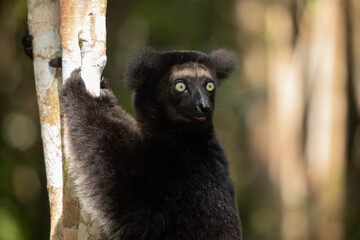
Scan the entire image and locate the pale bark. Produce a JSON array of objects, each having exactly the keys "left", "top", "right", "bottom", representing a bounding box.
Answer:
[
  {"left": 60, "top": 0, "right": 107, "bottom": 96},
  {"left": 27, "top": 0, "right": 108, "bottom": 239},
  {"left": 60, "top": 0, "right": 107, "bottom": 239},
  {"left": 26, "top": 0, "right": 63, "bottom": 239},
  {"left": 79, "top": 0, "right": 107, "bottom": 96}
]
